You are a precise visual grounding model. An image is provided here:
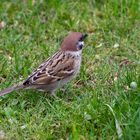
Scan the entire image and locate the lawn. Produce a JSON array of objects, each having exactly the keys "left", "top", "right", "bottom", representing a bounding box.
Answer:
[{"left": 0, "top": 0, "right": 140, "bottom": 139}]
